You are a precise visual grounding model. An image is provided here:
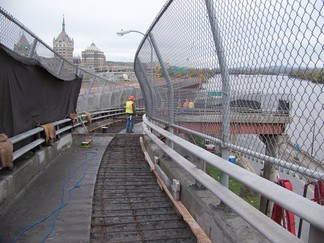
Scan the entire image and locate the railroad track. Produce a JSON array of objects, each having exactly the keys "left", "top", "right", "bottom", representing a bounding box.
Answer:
[{"left": 90, "top": 134, "right": 196, "bottom": 242}]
